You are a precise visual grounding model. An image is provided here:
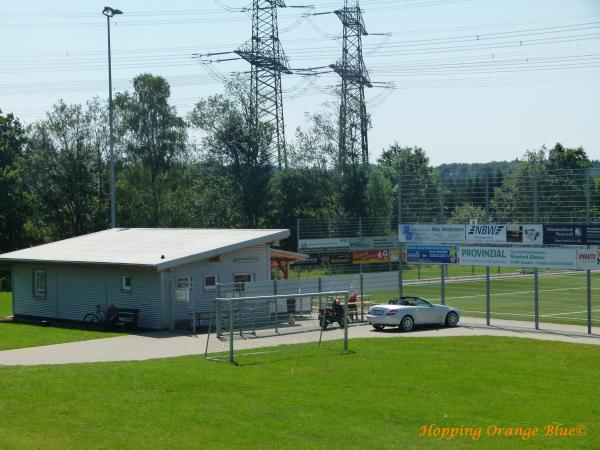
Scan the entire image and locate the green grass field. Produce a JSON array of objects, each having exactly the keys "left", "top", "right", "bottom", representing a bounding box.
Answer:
[
  {"left": 0, "top": 292, "right": 121, "bottom": 351},
  {"left": 0, "top": 337, "right": 597, "bottom": 449},
  {"left": 366, "top": 271, "right": 599, "bottom": 327}
]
